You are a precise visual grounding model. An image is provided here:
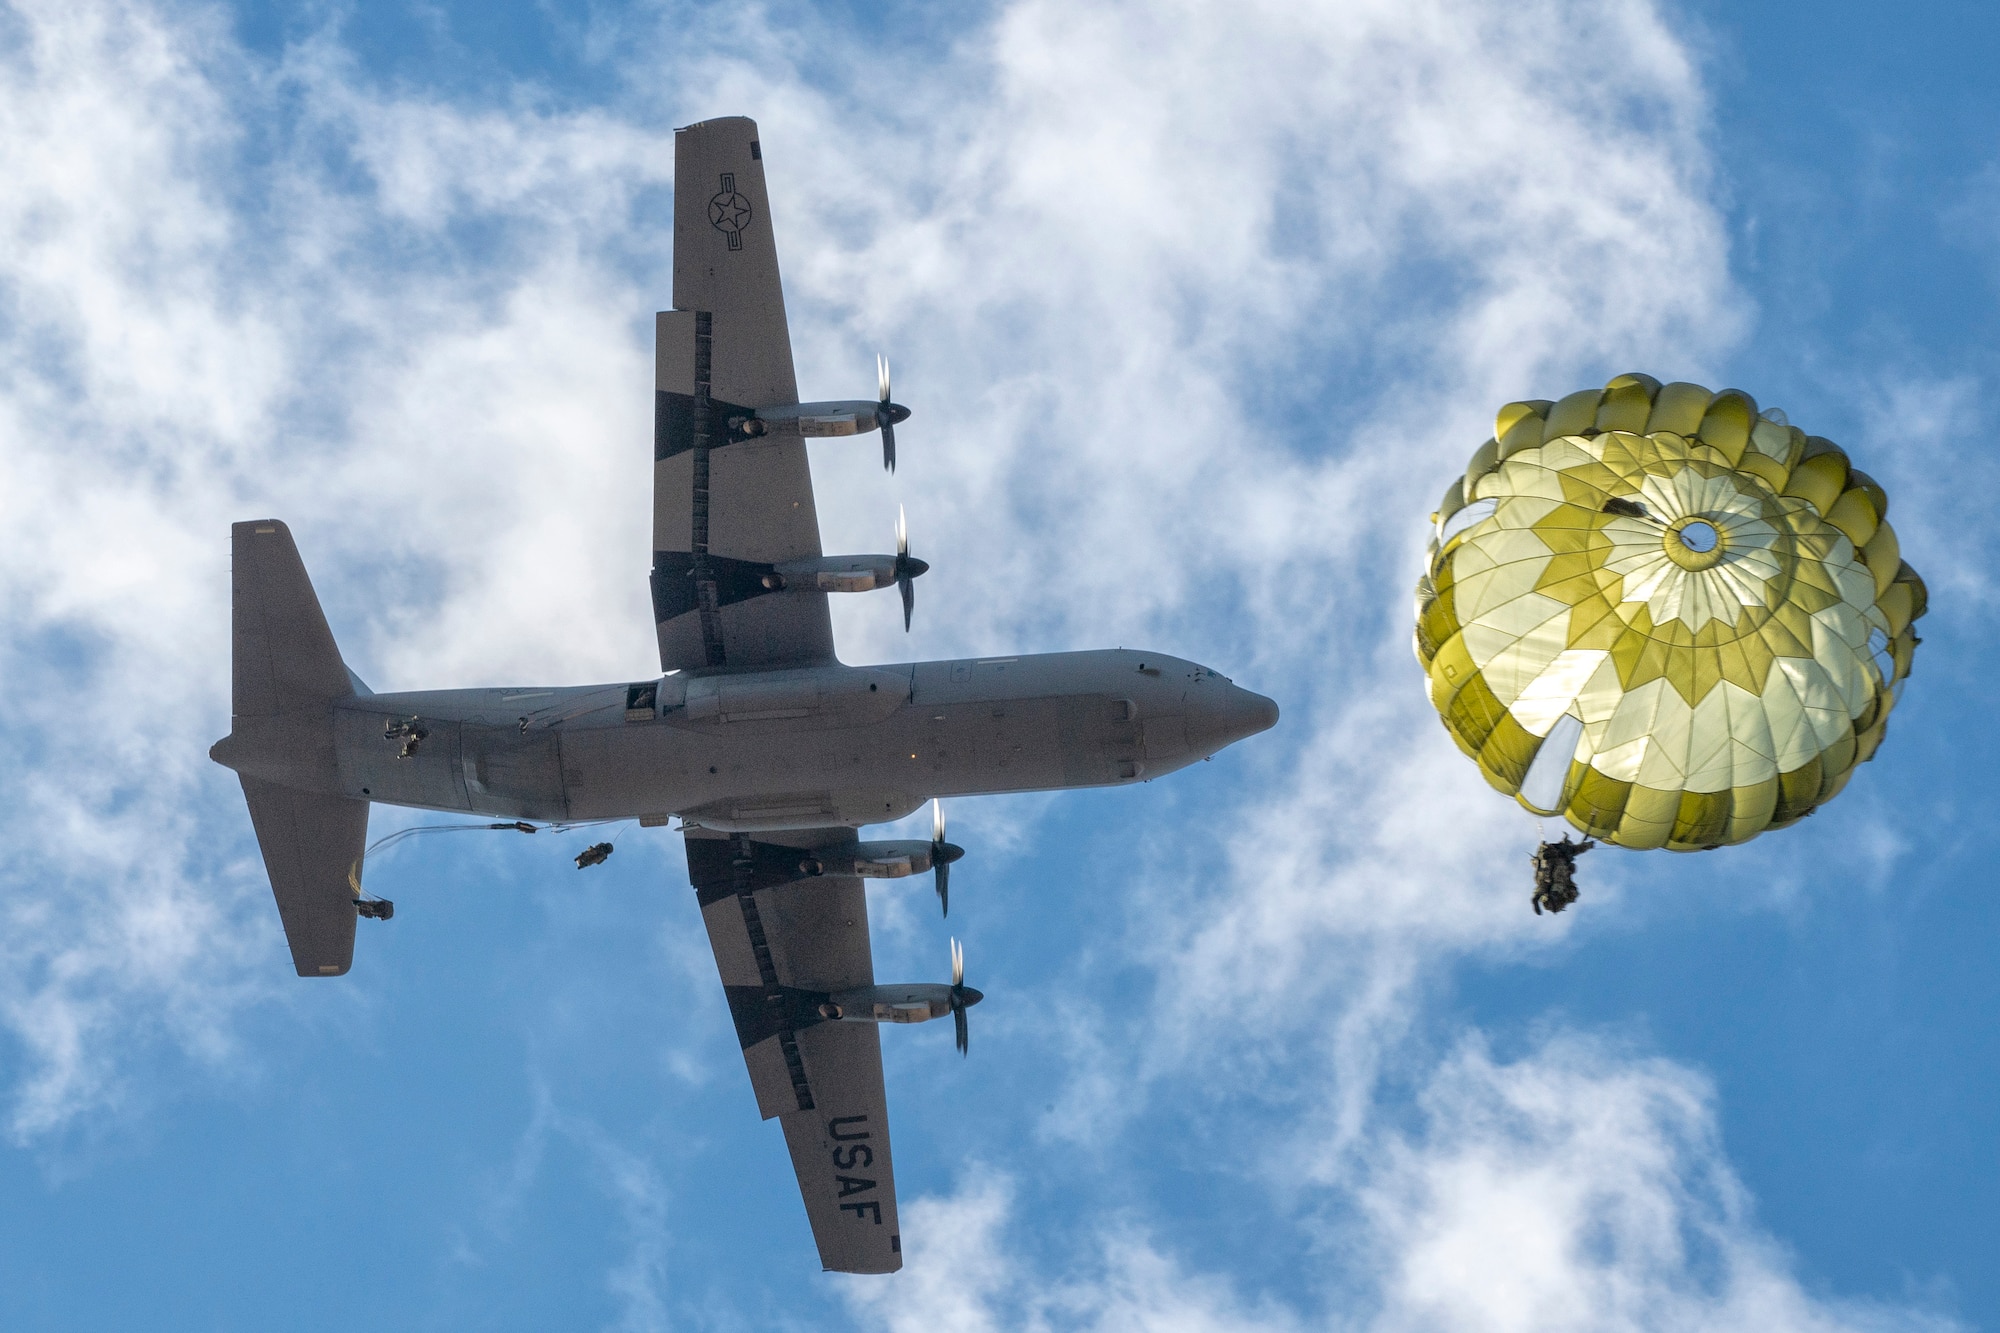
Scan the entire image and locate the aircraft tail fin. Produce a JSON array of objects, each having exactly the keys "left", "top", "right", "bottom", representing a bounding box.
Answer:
[
  {"left": 211, "top": 520, "right": 370, "bottom": 977},
  {"left": 228, "top": 519, "right": 354, "bottom": 723}
]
